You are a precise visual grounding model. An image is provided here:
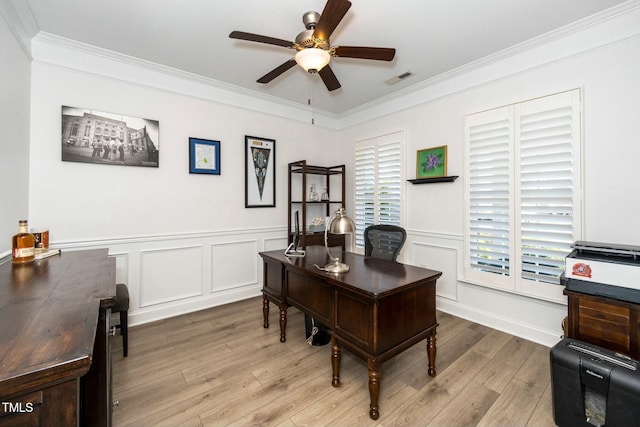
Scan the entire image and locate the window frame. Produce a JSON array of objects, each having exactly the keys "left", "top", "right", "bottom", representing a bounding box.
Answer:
[{"left": 463, "top": 89, "right": 583, "bottom": 302}]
